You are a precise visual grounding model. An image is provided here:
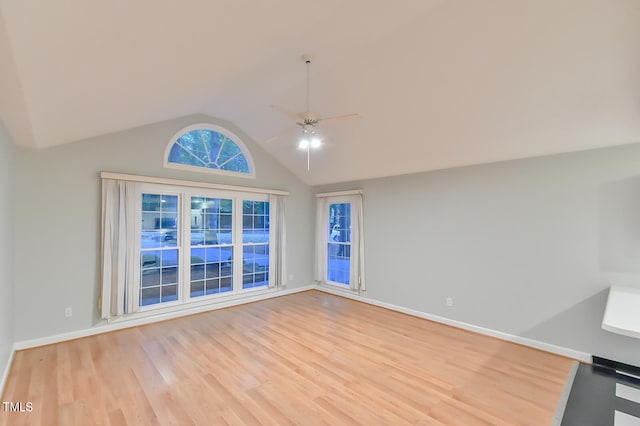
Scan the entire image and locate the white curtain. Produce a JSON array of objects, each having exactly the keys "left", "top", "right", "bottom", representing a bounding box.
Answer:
[
  {"left": 269, "top": 194, "right": 287, "bottom": 288},
  {"left": 101, "top": 179, "right": 138, "bottom": 319},
  {"left": 349, "top": 194, "right": 366, "bottom": 292},
  {"left": 315, "top": 197, "right": 329, "bottom": 283}
]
